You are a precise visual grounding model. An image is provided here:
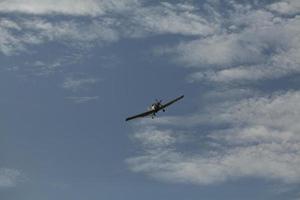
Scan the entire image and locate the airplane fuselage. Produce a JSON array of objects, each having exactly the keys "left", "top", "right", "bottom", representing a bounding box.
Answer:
[{"left": 149, "top": 102, "right": 161, "bottom": 111}]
